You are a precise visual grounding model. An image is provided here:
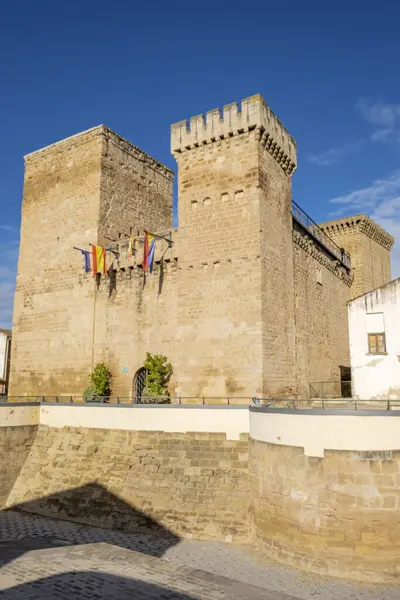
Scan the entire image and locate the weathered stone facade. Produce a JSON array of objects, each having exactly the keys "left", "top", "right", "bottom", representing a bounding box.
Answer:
[
  {"left": 0, "top": 425, "right": 37, "bottom": 508},
  {"left": 250, "top": 438, "right": 400, "bottom": 583},
  {"left": 7, "top": 425, "right": 250, "bottom": 543},
  {"left": 2, "top": 403, "right": 400, "bottom": 583},
  {"left": 320, "top": 215, "right": 394, "bottom": 301},
  {"left": 9, "top": 94, "right": 393, "bottom": 398},
  {"left": 292, "top": 222, "right": 352, "bottom": 397}
]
